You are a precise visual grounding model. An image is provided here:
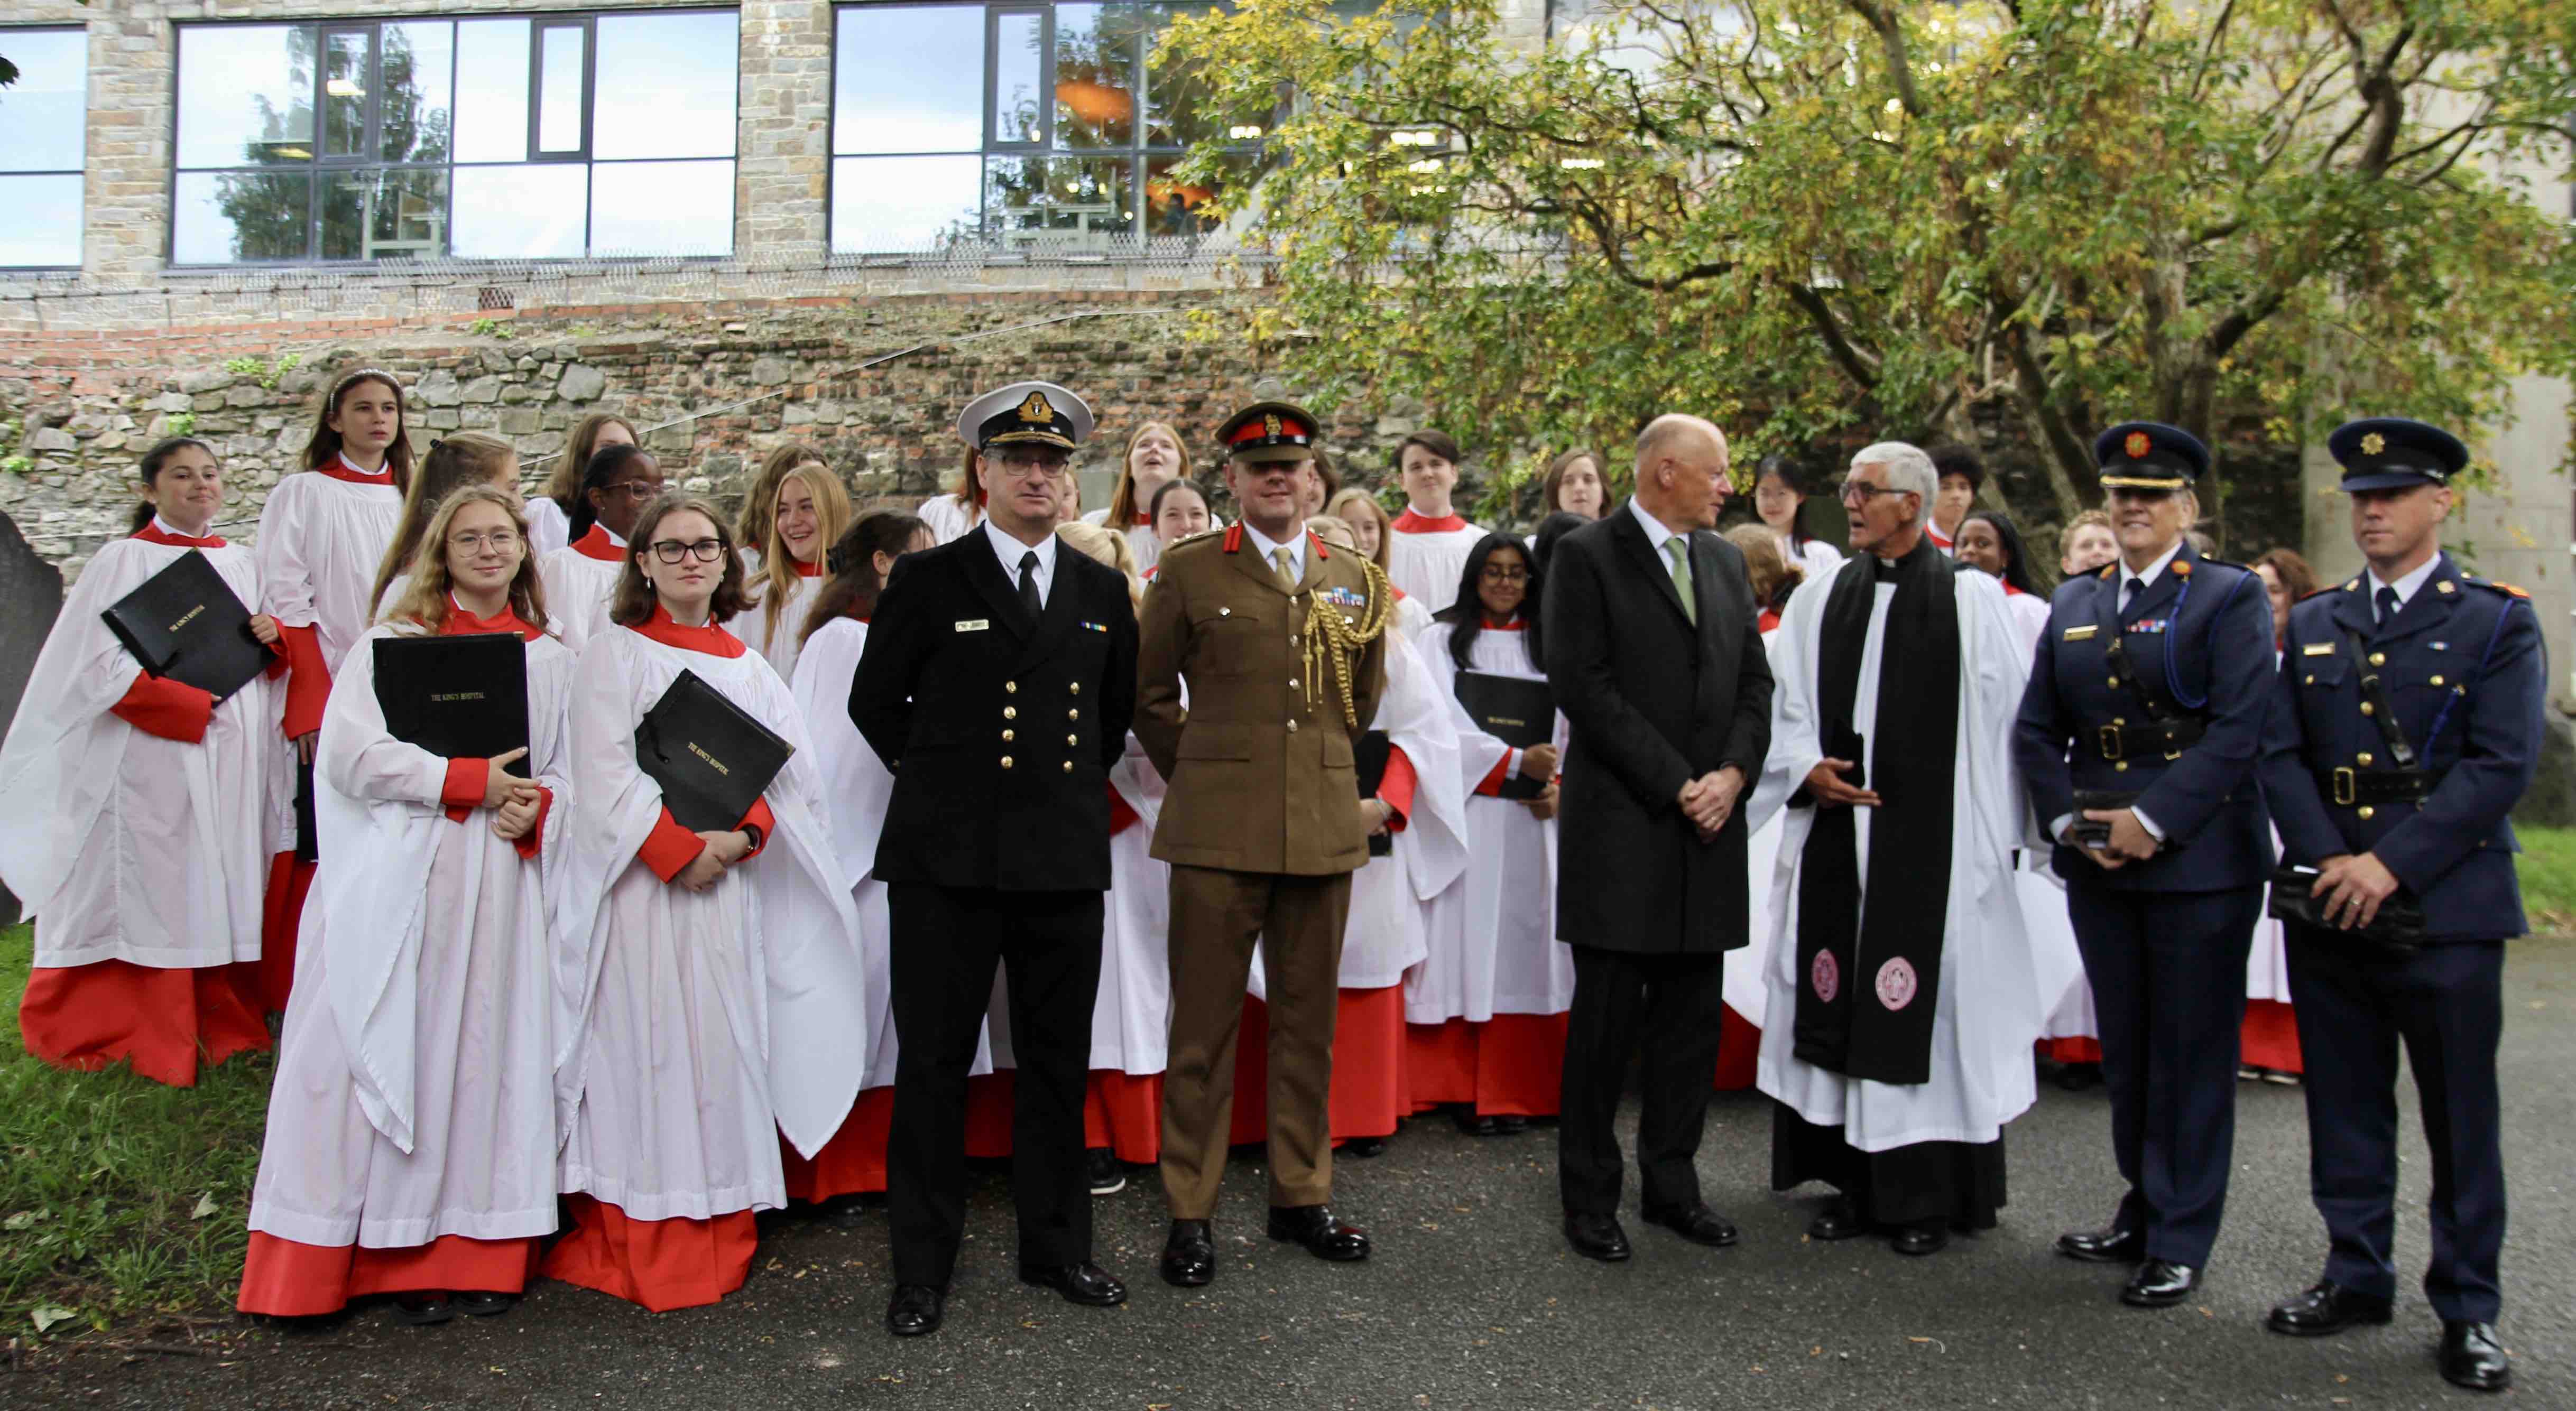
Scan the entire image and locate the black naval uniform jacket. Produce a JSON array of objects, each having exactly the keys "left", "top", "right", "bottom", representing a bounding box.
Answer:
[{"left": 851, "top": 532, "right": 1140, "bottom": 892}]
